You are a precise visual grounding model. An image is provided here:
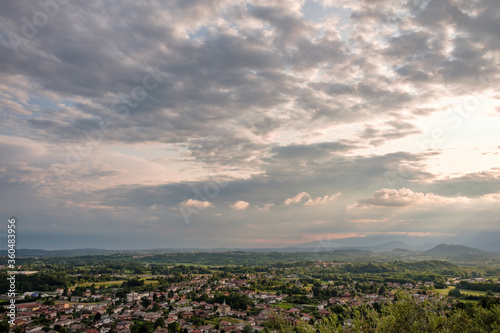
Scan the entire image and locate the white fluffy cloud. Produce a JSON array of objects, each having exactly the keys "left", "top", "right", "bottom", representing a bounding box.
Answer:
[
  {"left": 284, "top": 192, "right": 311, "bottom": 205},
  {"left": 304, "top": 192, "right": 341, "bottom": 206},
  {"left": 285, "top": 192, "right": 341, "bottom": 206},
  {"left": 256, "top": 203, "right": 274, "bottom": 211},
  {"left": 180, "top": 199, "right": 213, "bottom": 209},
  {"left": 354, "top": 188, "right": 469, "bottom": 208},
  {"left": 353, "top": 188, "right": 500, "bottom": 209},
  {"left": 231, "top": 200, "right": 250, "bottom": 210}
]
